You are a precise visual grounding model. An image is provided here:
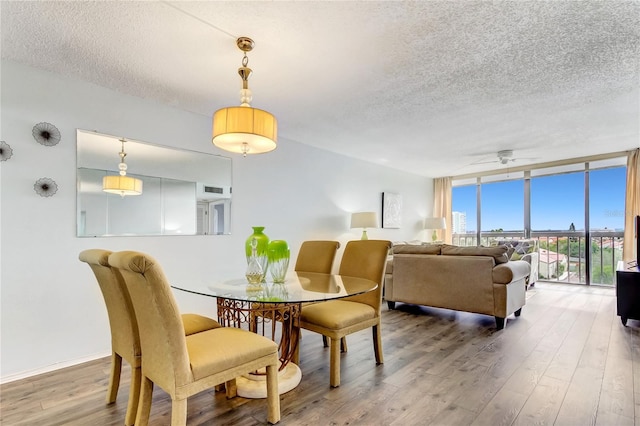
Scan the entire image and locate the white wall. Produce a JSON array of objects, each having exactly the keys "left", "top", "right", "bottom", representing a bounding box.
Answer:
[{"left": 0, "top": 61, "right": 432, "bottom": 382}]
